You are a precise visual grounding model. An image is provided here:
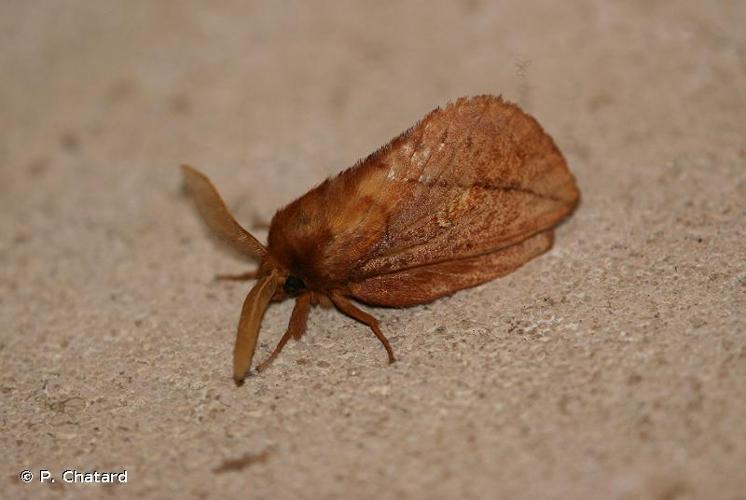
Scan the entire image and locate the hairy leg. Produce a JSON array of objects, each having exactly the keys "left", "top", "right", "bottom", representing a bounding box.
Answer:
[
  {"left": 309, "top": 292, "right": 333, "bottom": 316},
  {"left": 256, "top": 293, "right": 311, "bottom": 372},
  {"left": 330, "top": 293, "right": 396, "bottom": 364}
]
